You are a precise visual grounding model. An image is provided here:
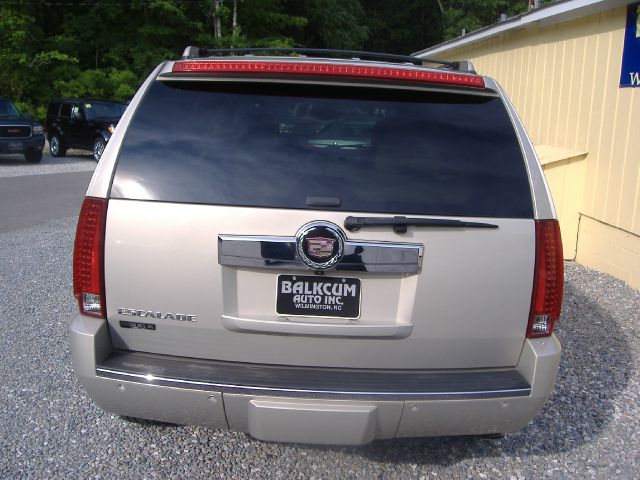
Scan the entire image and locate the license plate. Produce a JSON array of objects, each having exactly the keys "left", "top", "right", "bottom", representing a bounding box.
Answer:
[
  {"left": 8, "top": 142, "right": 22, "bottom": 151},
  {"left": 276, "top": 274, "right": 361, "bottom": 319}
]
